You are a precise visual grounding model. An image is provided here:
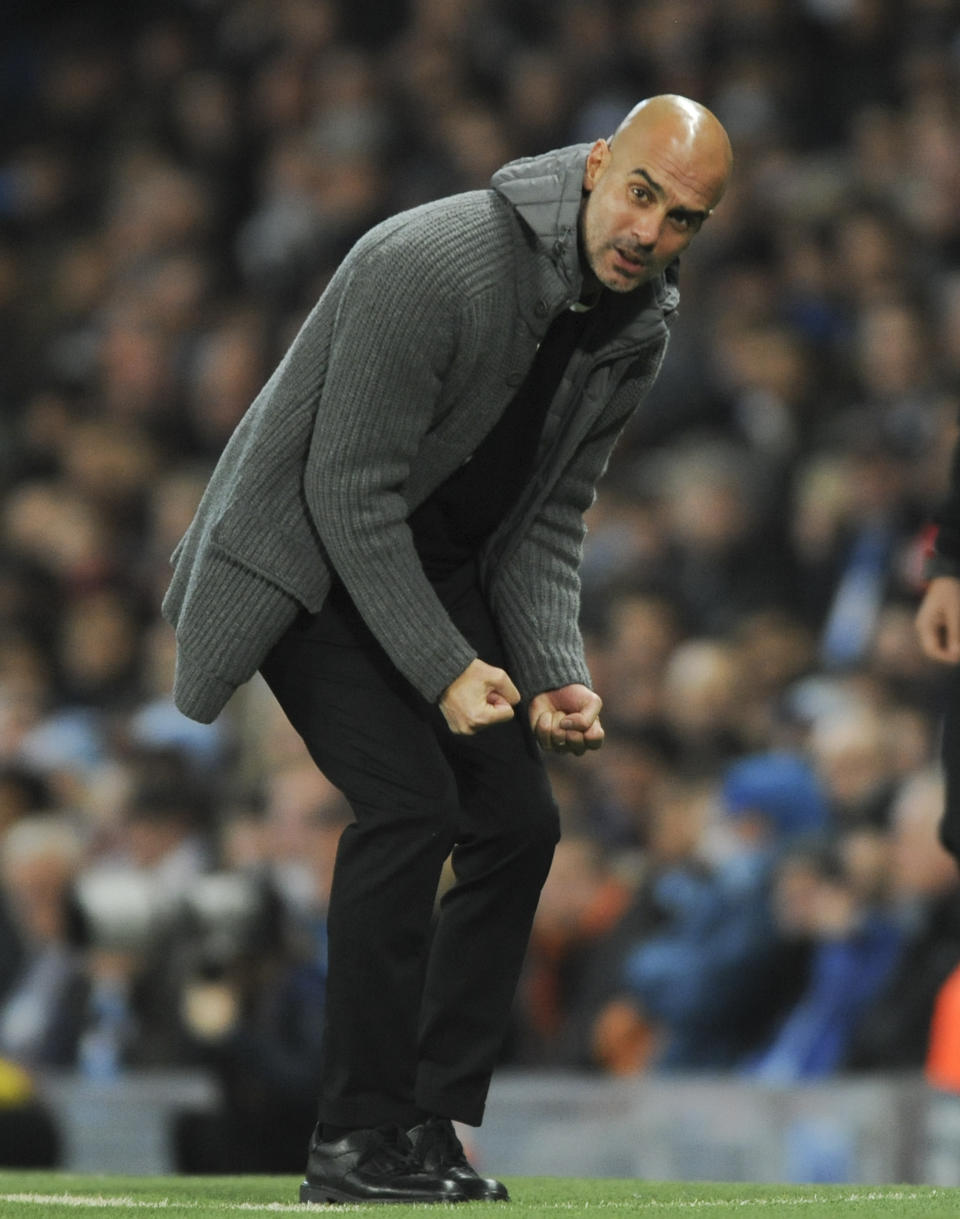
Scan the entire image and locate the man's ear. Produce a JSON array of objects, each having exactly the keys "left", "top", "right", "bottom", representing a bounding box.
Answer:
[{"left": 583, "top": 139, "right": 610, "bottom": 192}]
